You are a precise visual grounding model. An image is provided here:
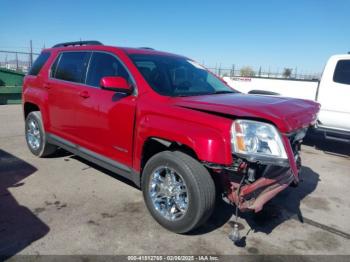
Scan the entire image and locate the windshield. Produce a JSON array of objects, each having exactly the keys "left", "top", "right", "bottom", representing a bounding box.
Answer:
[{"left": 129, "top": 54, "right": 236, "bottom": 97}]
